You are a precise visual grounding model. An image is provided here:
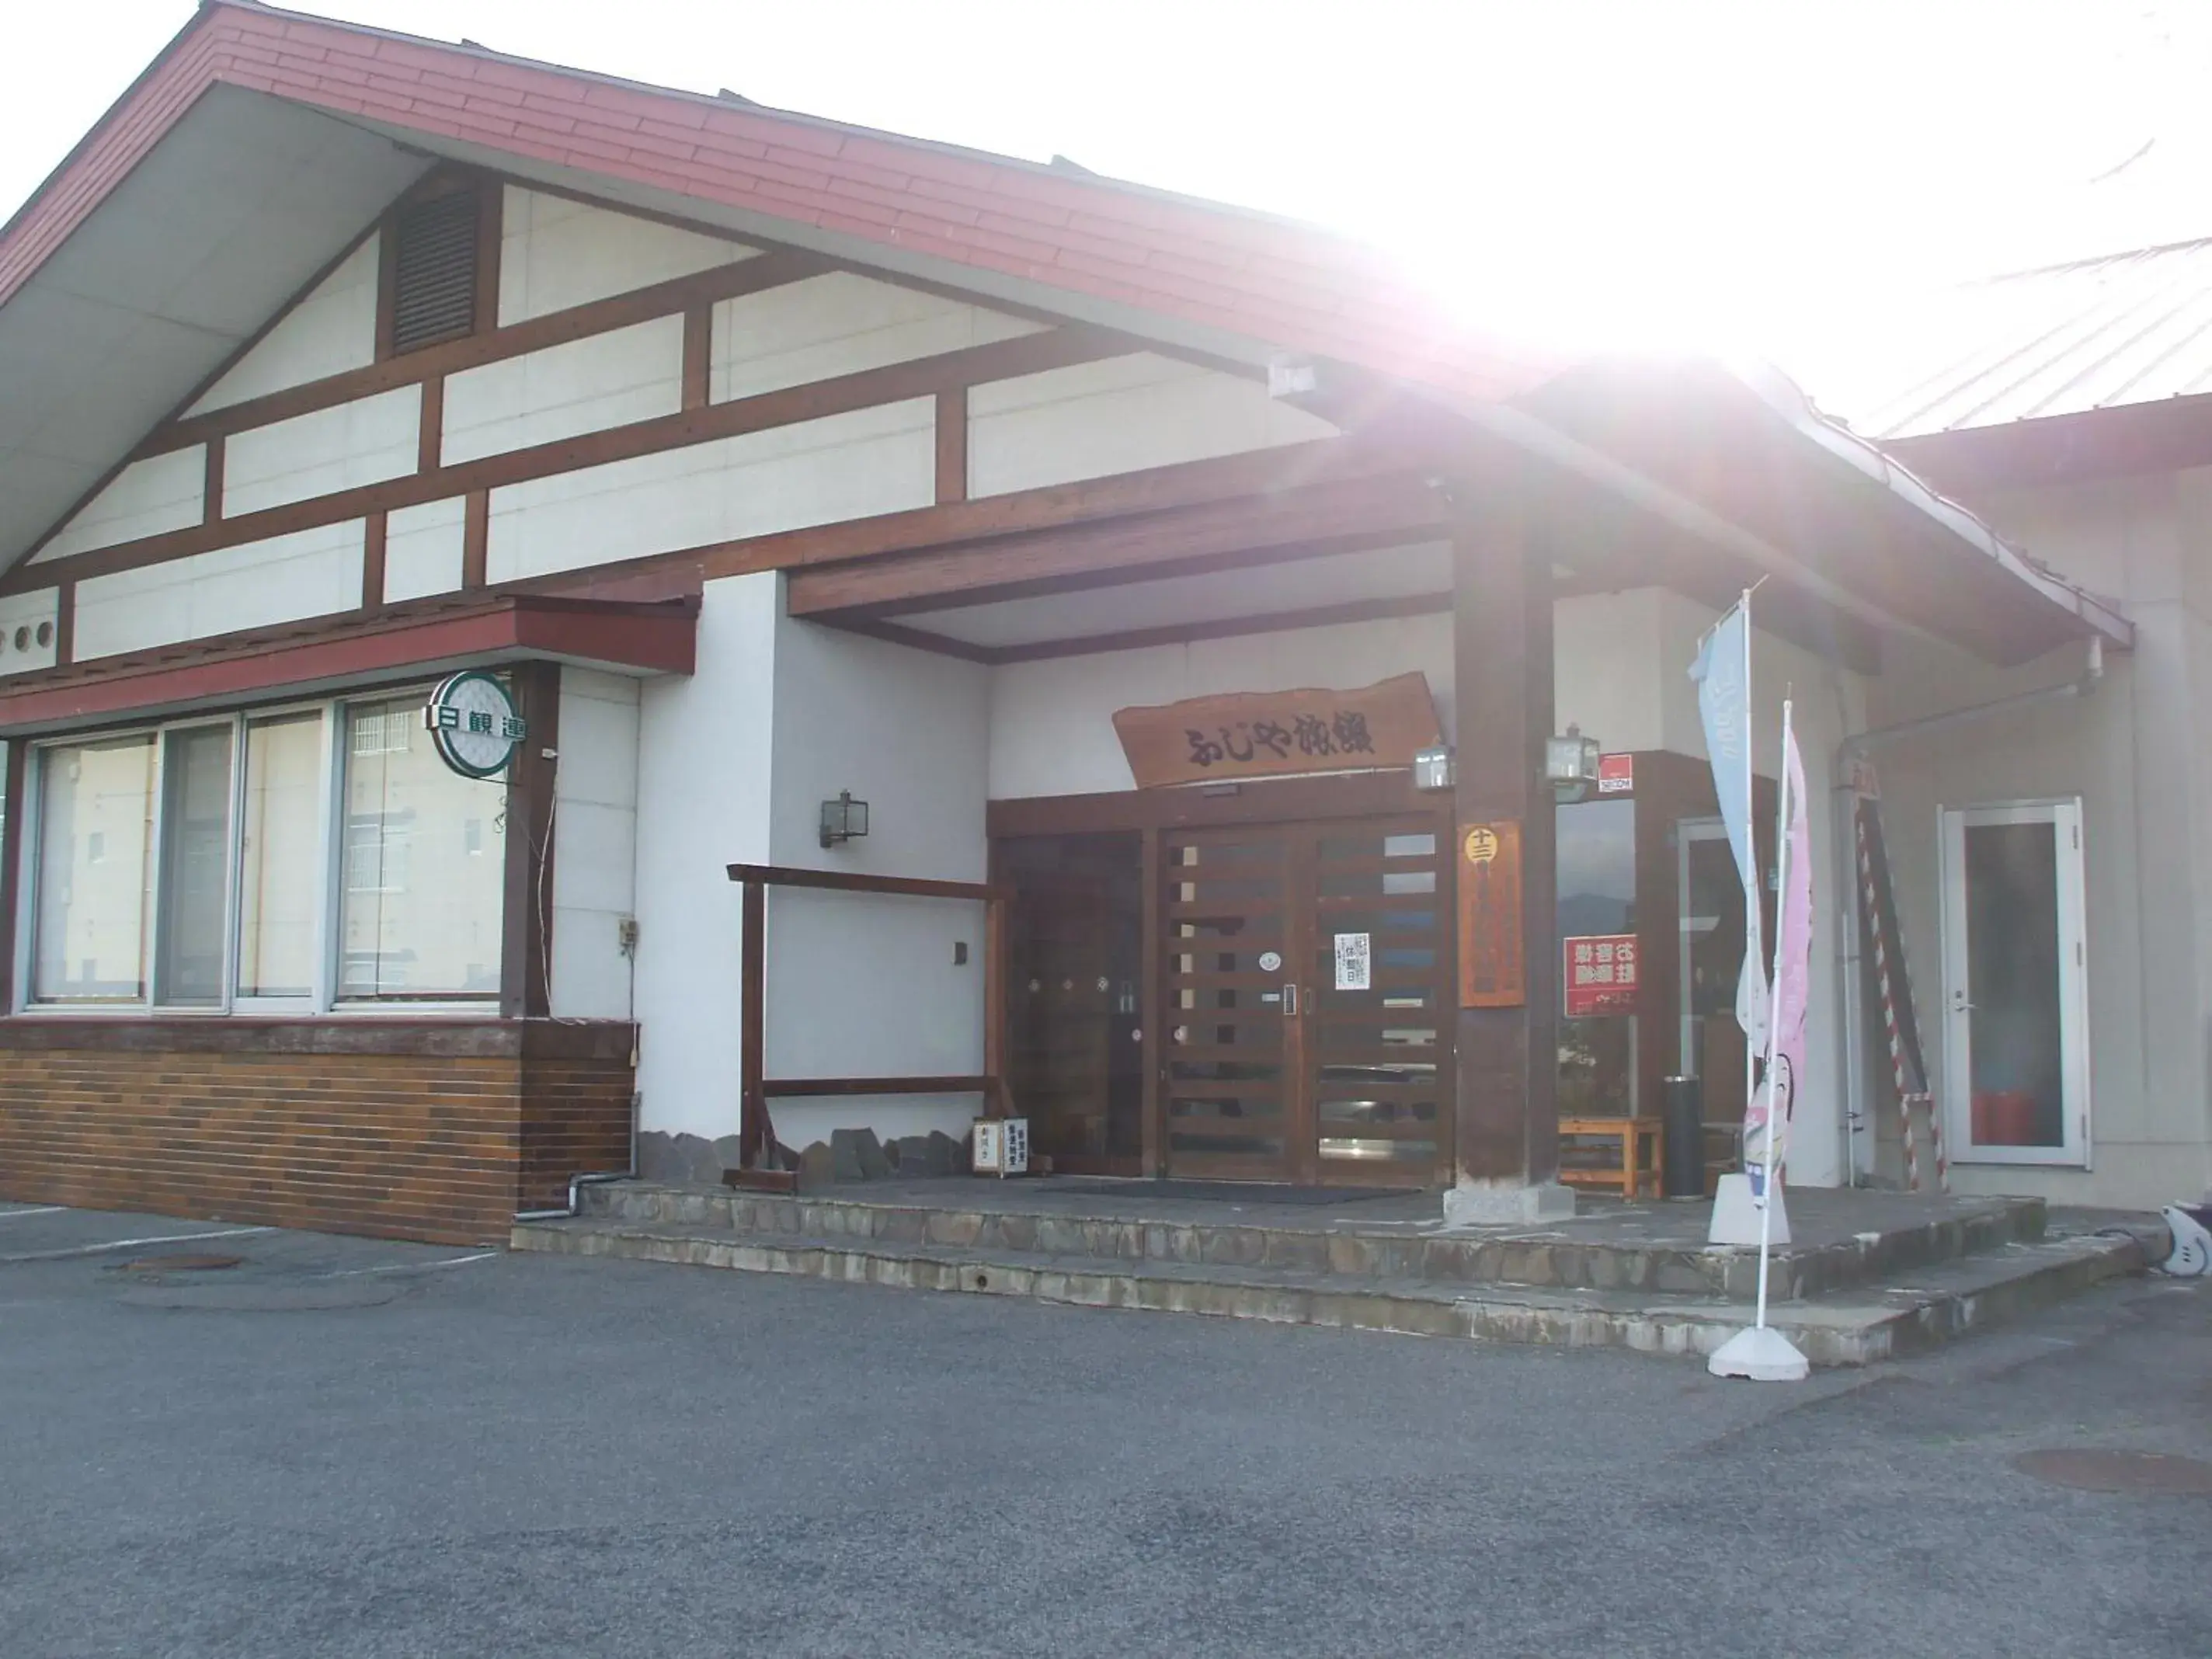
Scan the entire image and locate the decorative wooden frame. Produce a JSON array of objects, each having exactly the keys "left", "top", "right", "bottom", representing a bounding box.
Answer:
[{"left": 723, "top": 861, "right": 1014, "bottom": 1176}]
